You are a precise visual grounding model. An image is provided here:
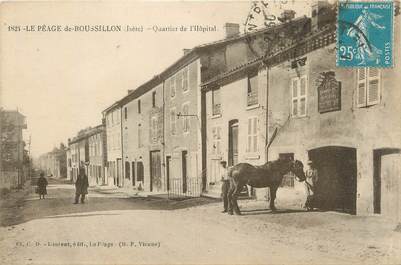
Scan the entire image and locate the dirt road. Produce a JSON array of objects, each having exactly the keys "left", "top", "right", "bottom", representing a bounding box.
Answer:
[{"left": 1, "top": 179, "right": 400, "bottom": 265}]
